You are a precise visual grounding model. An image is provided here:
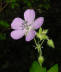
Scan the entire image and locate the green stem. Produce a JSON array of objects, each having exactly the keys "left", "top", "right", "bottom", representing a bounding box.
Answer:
[
  {"left": 40, "top": 39, "right": 44, "bottom": 46},
  {"left": 34, "top": 38, "right": 44, "bottom": 66}
]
